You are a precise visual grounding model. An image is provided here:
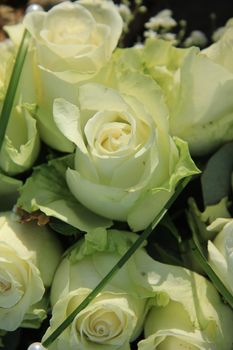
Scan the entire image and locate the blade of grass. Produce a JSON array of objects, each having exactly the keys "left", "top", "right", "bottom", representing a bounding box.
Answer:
[
  {"left": 0, "top": 30, "right": 30, "bottom": 151},
  {"left": 188, "top": 211, "right": 233, "bottom": 309},
  {"left": 42, "top": 176, "right": 191, "bottom": 348}
]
